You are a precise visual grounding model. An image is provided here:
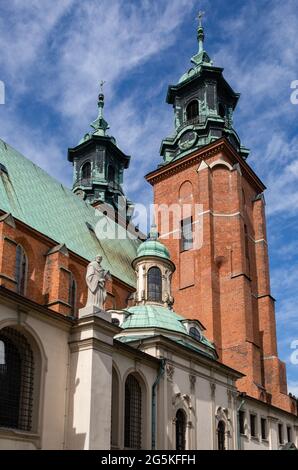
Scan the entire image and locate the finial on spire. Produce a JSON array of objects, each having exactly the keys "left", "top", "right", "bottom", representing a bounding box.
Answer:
[
  {"left": 99, "top": 80, "right": 106, "bottom": 94},
  {"left": 190, "top": 9, "right": 212, "bottom": 66},
  {"left": 90, "top": 81, "right": 109, "bottom": 136},
  {"left": 196, "top": 10, "right": 205, "bottom": 53}
]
